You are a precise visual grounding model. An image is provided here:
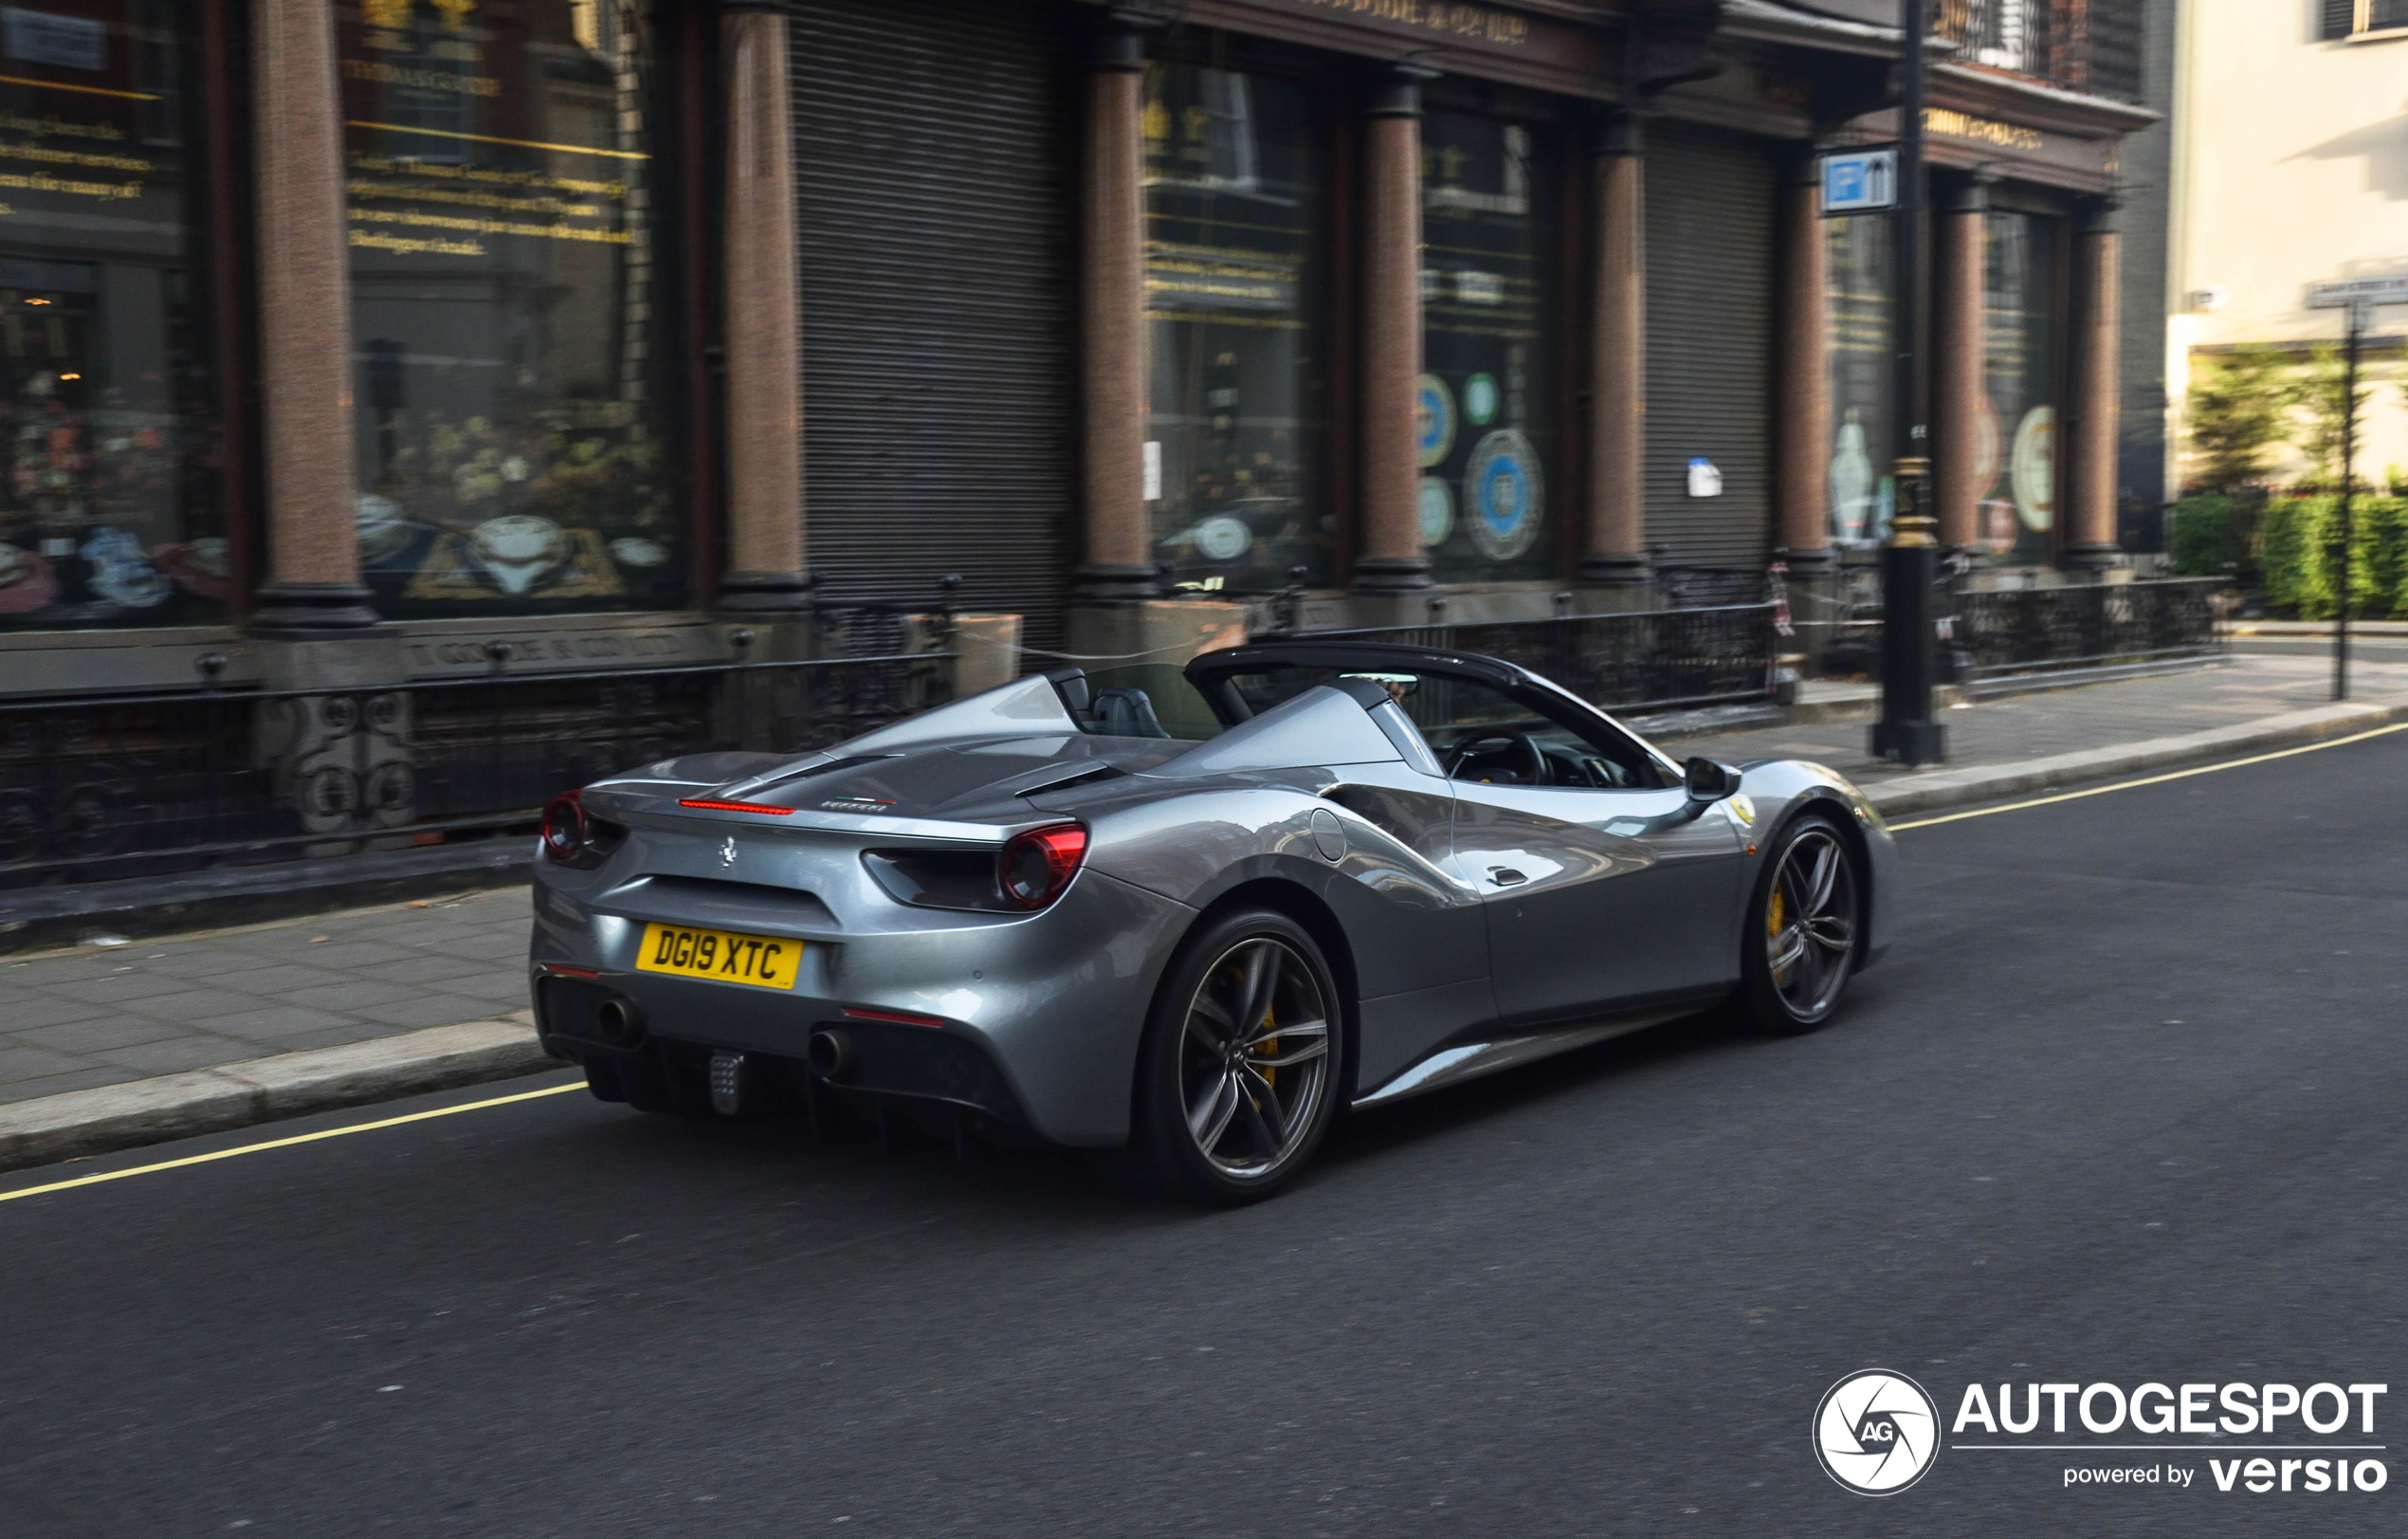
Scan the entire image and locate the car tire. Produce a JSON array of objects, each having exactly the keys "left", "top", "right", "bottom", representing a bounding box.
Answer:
[
  {"left": 1736, "top": 813, "right": 1864, "bottom": 1036},
  {"left": 1130, "top": 907, "right": 1343, "bottom": 1206}
]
